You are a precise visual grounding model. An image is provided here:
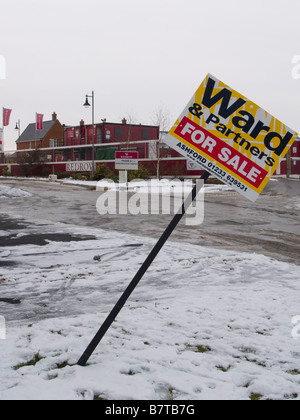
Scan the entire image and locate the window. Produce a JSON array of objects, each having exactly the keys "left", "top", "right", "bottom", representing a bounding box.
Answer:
[
  {"left": 97, "top": 127, "right": 102, "bottom": 144},
  {"left": 67, "top": 129, "right": 74, "bottom": 138},
  {"left": 114, "top": 126, "right": 122, "bottom": 138},
  {"left": 50, "top": 140, "right": 57, "bottom": 148},
  {"left": 142, "top": 129, "right": 149, "bottom": 140}
]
